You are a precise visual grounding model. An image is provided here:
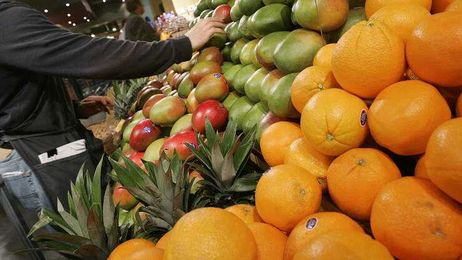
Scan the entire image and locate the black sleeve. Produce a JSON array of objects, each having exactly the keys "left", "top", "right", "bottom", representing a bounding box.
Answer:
[
  {"left": 124, "top": 15, "right": 158, "bottom": 42},
  {"left": 0, "top": 4, "right": 192, "bottom": 79}
]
